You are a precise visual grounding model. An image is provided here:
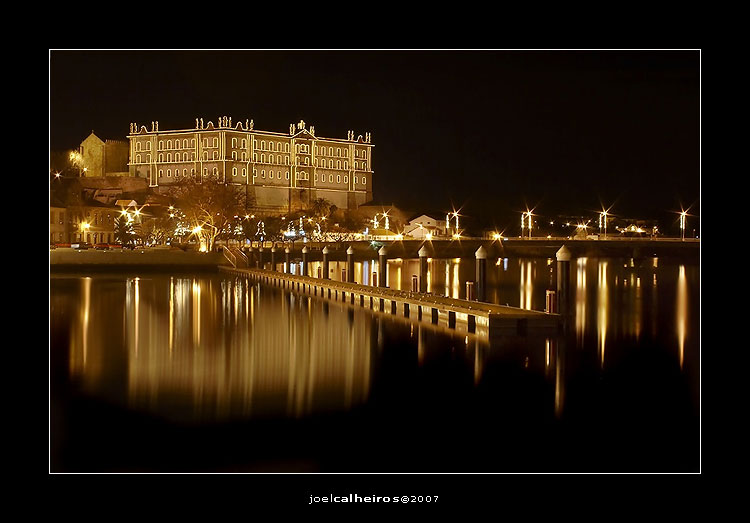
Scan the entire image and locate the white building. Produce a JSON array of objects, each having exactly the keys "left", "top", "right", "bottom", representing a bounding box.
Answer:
[{"left": 403, "top": 214, "right": 447, "bottom": 239}]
